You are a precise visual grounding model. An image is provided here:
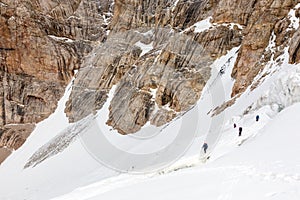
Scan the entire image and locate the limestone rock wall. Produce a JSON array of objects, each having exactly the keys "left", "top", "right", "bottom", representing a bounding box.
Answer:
[
  {"left": 0, "top": 0, "right": 113, "bottom": 162},
  {"left": 66, "top": 0, "right": 243, "bottom": 134},
  {"left": 231, "top": 0, "right": 299, "bottom": 97},
  {"left": 67, "top": 0, "right": 300, "bottom": 134}
]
